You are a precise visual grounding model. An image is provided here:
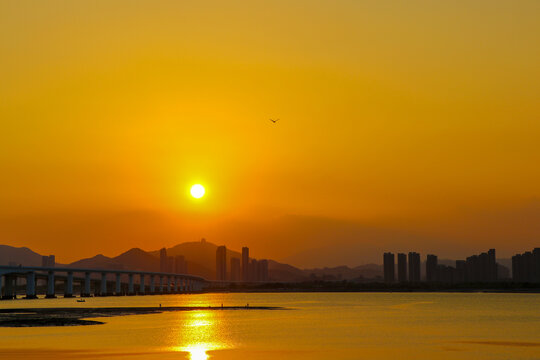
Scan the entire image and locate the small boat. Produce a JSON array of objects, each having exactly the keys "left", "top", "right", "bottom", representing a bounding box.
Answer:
[{"left": 77, "top": 299, "right": 86, "bottom": 303}]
